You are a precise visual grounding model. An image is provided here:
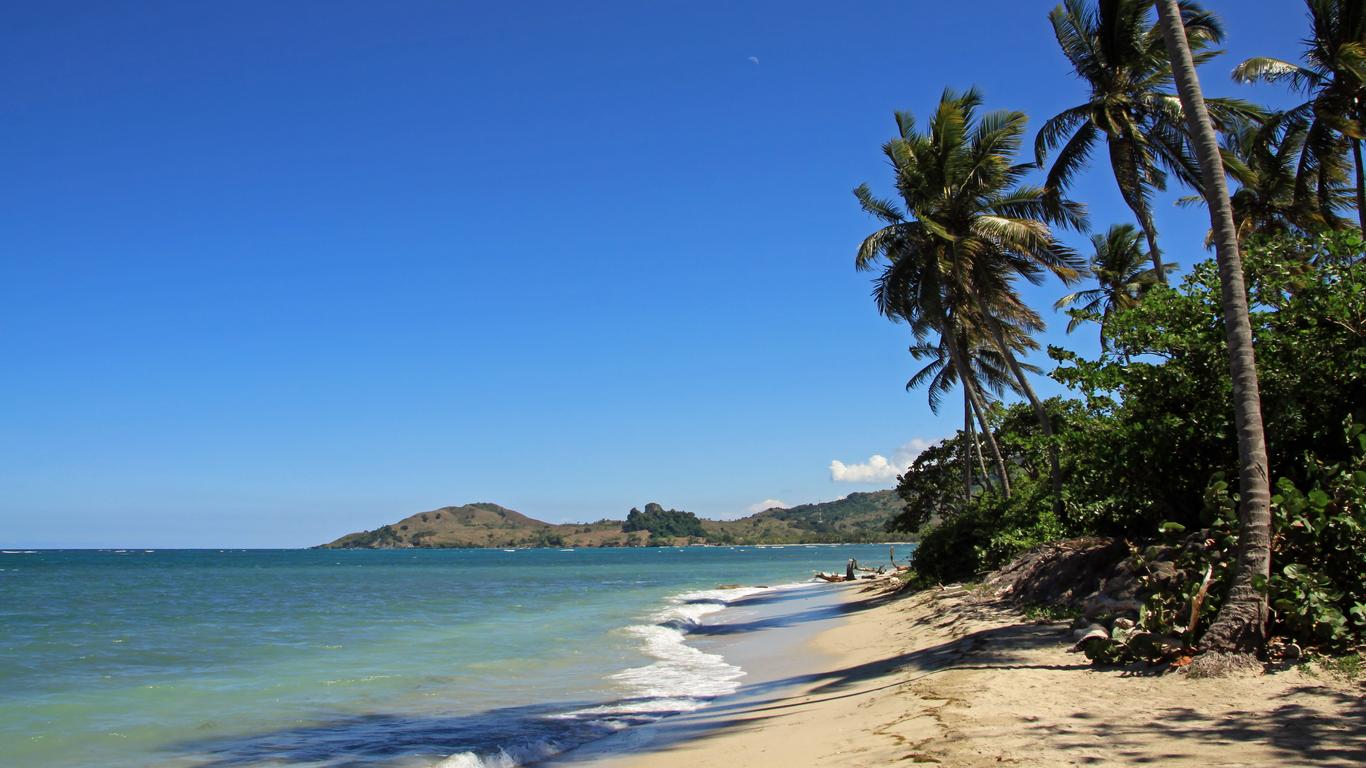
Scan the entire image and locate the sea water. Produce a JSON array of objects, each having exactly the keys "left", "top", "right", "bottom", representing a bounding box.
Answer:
[{"left": 0, "top": 545, "right": 903, "bottom": 767}]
